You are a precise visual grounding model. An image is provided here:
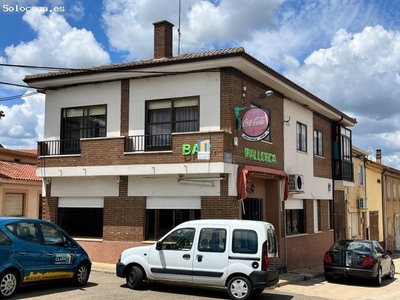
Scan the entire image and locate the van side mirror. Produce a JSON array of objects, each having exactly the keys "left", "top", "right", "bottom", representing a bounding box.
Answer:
[{"left": 156, "top": 241, "right": 162, "bottom": 250}]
